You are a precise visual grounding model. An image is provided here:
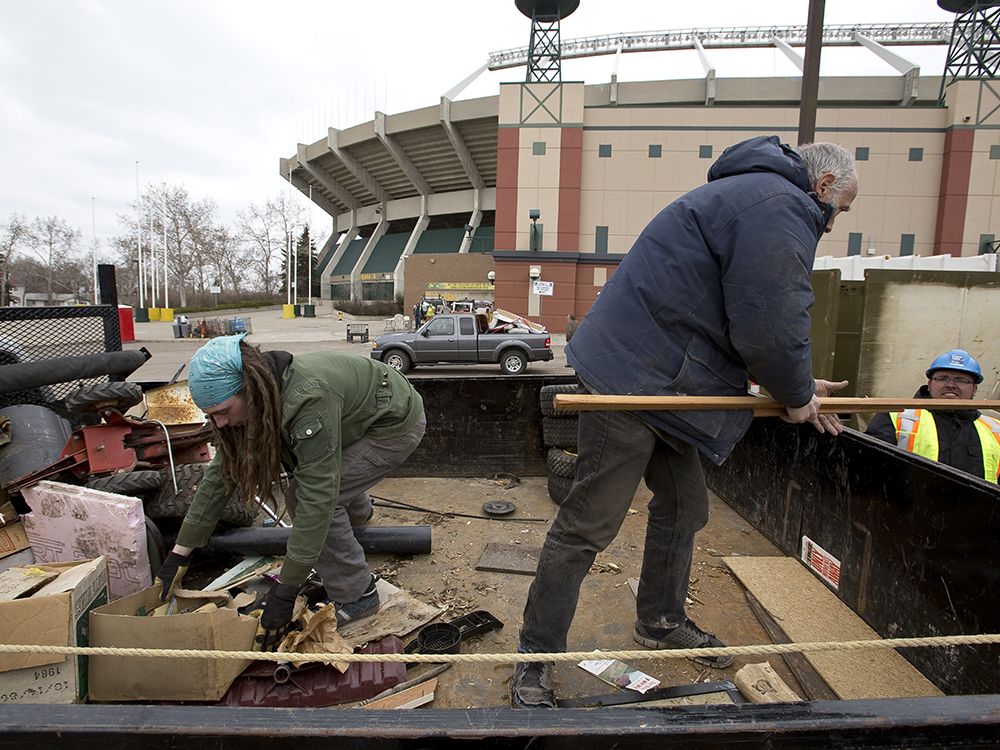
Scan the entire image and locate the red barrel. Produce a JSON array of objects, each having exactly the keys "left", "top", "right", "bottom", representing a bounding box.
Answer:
[{"left": 117, "top": 305, "right": 135, "bottom": 343}]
